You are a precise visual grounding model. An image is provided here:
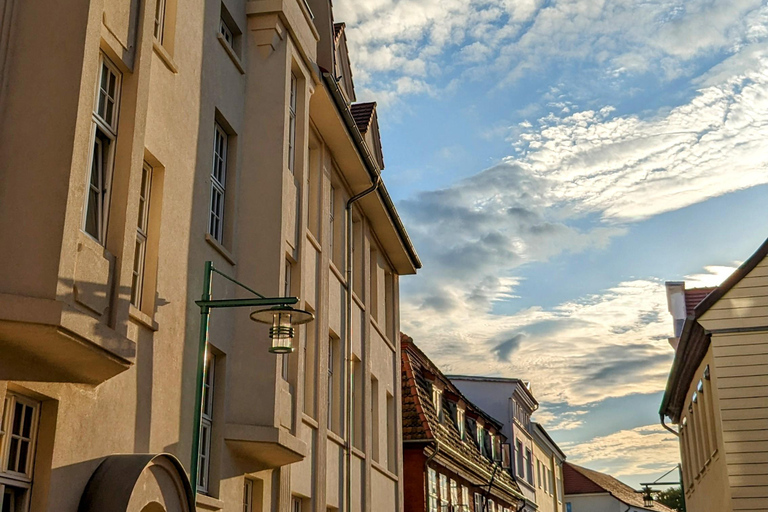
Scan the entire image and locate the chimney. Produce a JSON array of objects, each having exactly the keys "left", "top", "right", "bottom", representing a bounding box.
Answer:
[{"left": 665, "top": 281, "right": 686, "bottom": 351}]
